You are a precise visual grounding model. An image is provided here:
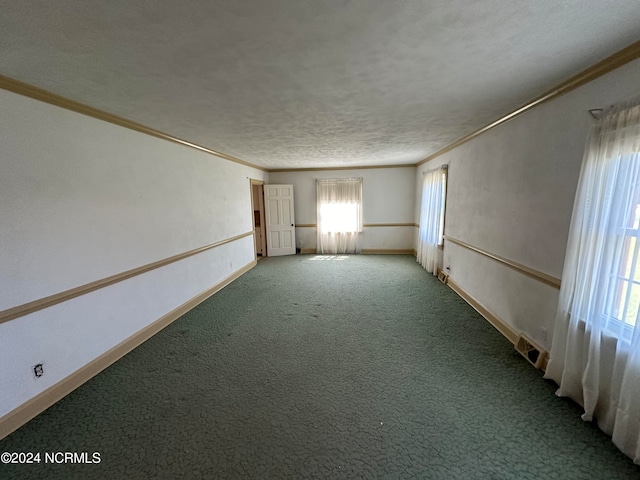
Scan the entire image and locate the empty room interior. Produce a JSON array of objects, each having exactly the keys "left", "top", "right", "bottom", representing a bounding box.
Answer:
[{"left": 2, "top": 1, "right": 640, "bottom": 478}]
